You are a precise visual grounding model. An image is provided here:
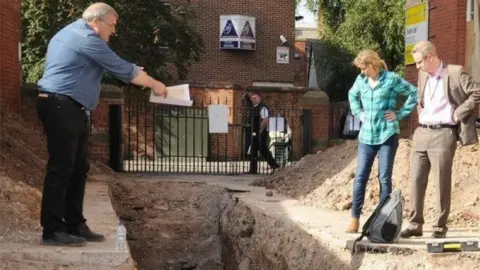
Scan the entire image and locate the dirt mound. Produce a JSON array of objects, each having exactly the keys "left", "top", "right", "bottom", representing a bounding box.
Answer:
[
  {"left": 0, "top": 174, "right": 42, "bottom": 243},
  {"left": 254, "top": 139, "right": 480, "bottom": 227},
  {"left": 253, "top": 140, "right": 358, "bottom": 197},
  {"left": 0, "top": 114, "right": 48, "bottom": 190}
]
